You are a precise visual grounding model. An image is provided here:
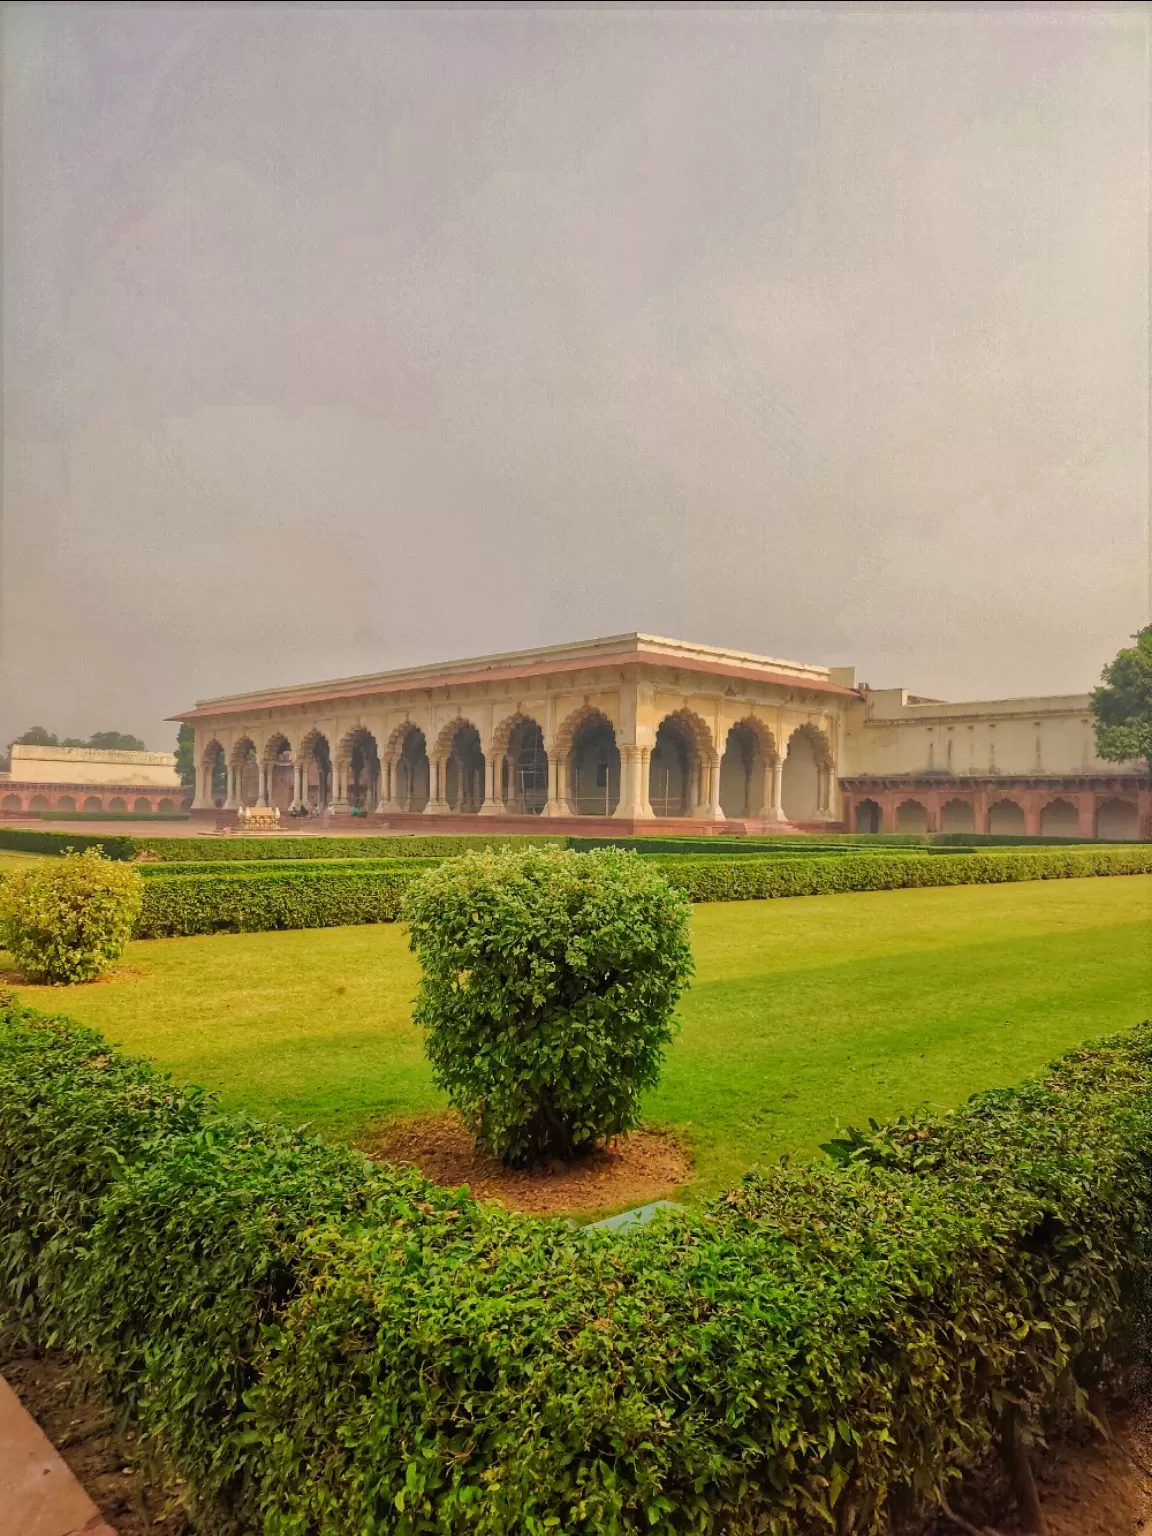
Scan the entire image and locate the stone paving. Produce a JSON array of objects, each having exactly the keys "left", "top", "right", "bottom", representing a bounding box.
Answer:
[{"left": 0, "top": 1375, "right": 116, "bottom": 1536}]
